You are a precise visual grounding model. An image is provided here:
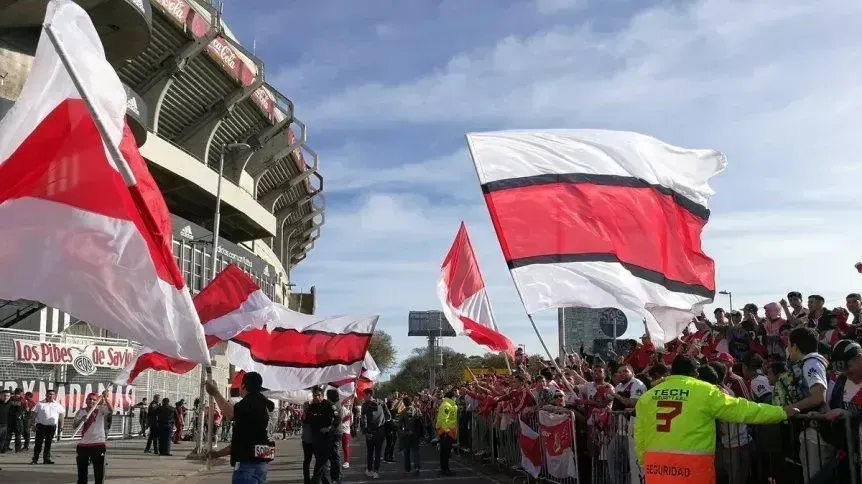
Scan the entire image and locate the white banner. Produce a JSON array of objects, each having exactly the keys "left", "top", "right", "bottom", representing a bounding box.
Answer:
[
  {"left": 539, "top": 410, "right": 578, "bottom": 479},
  {"left": 13, "top": 339, "right": 135, "bottom": 374},
  {"left": 1, "top": 378, "right": 136, "bottom": 414}
]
